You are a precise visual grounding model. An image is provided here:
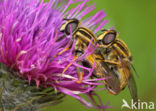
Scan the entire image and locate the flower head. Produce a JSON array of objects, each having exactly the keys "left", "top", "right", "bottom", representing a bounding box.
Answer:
[{"left": 0, "top": 0, "right": 110, "bottom": 110}]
